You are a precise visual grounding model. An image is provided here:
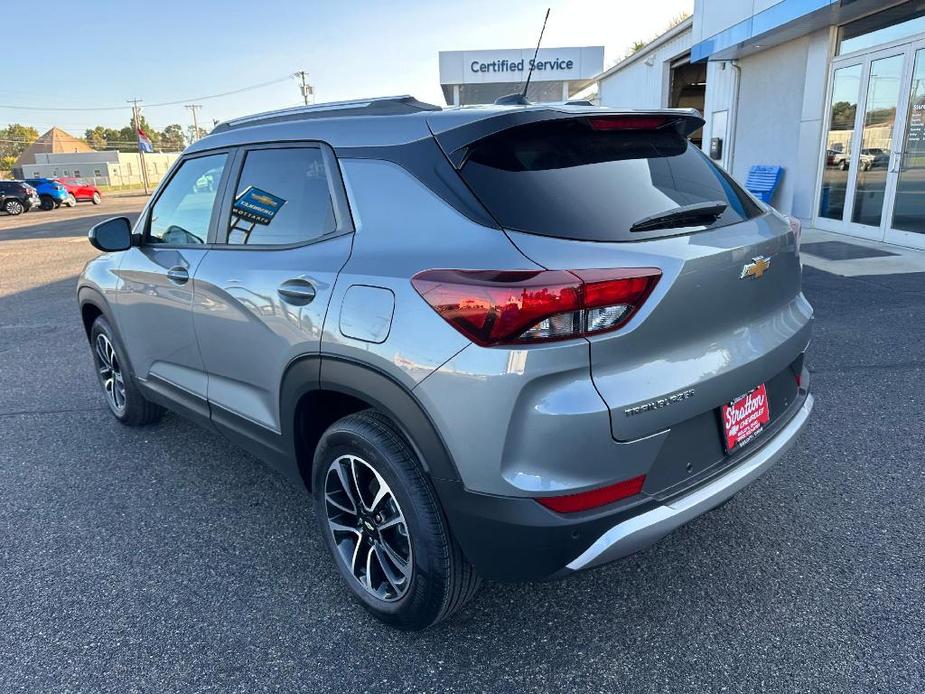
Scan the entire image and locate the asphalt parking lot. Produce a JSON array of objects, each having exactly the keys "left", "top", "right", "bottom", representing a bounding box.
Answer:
[{"left": 1, "top": 200, "right": 923, "bottom": 693}]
